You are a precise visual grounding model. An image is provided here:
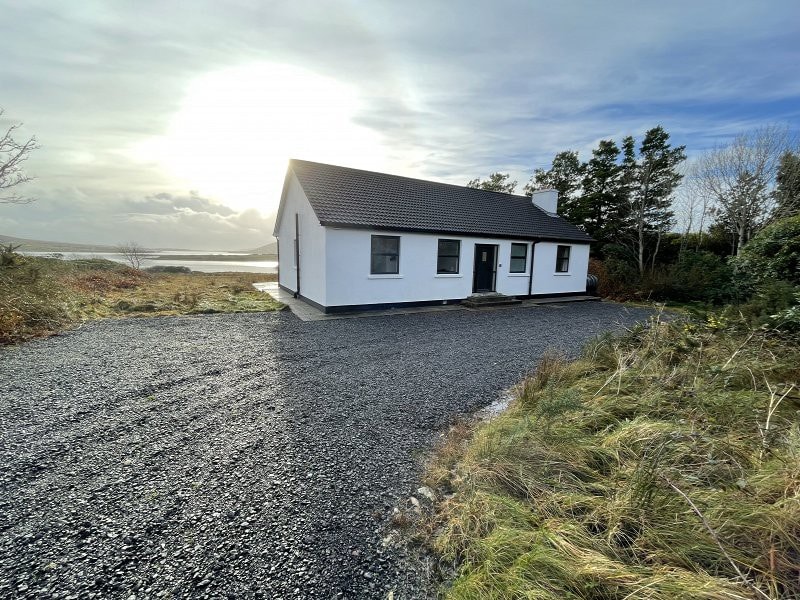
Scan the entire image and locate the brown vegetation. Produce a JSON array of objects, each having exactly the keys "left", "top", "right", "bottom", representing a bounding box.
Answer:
[{"left": 0, "top": 254, "right": 281, "bottom": 344}]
